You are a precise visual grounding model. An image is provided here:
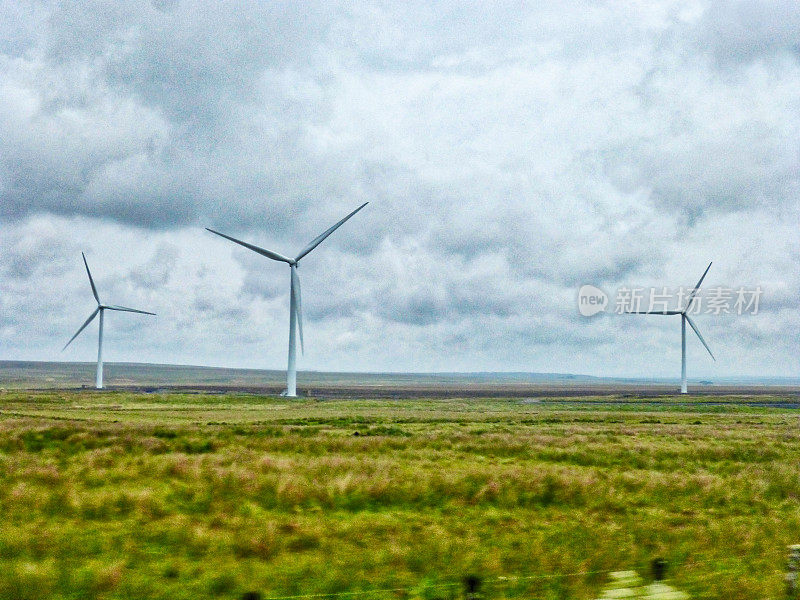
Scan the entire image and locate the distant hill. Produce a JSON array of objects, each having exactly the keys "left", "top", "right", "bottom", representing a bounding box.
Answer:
[
  {"left": 0, "top": 360, "right": 601, "bottom": 389},
  {"left": 1, "top": 361, "right": 798, "bottom": 395}
]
